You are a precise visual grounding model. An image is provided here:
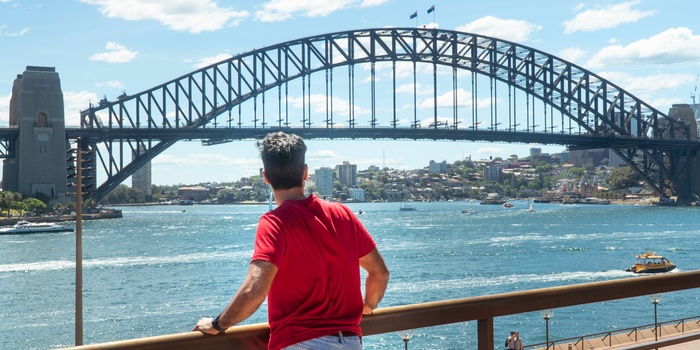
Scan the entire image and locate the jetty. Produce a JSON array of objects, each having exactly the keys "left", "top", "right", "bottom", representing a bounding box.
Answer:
[{"left": 0, "top": 208, "right": 122, "bottom": 226}]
